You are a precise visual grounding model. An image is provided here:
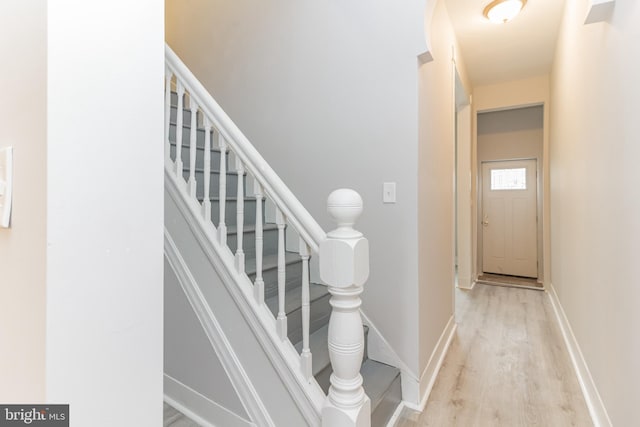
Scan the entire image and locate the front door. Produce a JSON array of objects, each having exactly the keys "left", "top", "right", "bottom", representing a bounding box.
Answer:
[{"left": 481, "top": 159, "right": 537, "bottom": 278}]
